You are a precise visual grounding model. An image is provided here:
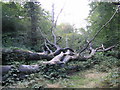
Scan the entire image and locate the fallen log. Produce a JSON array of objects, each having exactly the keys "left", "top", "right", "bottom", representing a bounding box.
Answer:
[
  {"left": 1, "top": 65, "right": 40, "bottom": 76},
  {"left": 19, "top": 65, "right": 40, "bottom": 73},
  {"left": 2, "top": 48, "right": 53, "bottom": 63},
  {"left": 2, "top": 44, "right": 116, "bottom": 65},
  {"left": 1, "top": 65, "right": 40, "bottom": 81},
  {"left": 1, "top": 65, "right": 13, "bottom": 75}
]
